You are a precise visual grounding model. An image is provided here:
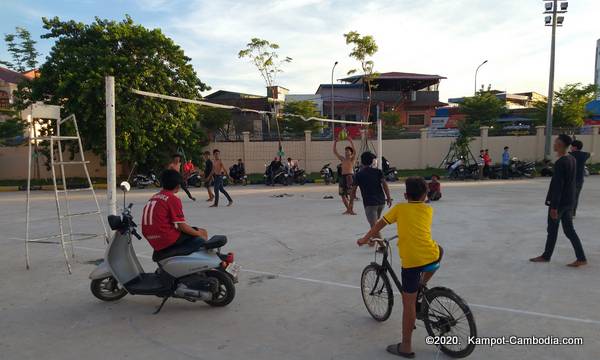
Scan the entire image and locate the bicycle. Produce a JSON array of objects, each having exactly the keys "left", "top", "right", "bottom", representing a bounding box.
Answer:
[{"left": 360, "top": 236, "right": 477, "bottom": 358}]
